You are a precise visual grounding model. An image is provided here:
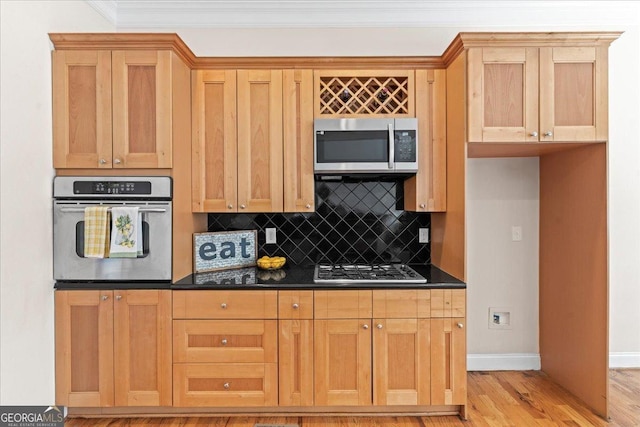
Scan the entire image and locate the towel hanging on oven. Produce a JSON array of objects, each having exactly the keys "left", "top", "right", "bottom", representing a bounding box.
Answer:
[
  {"left": 109, "top": 207, "right": 140, "bottom": 258},
  {"left": 83, "top": 206, "right": 110, "bottom": 258}
]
